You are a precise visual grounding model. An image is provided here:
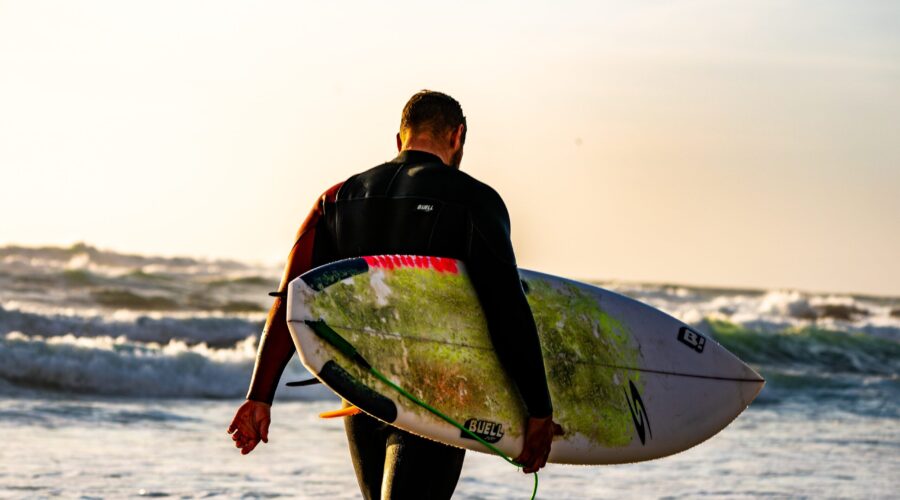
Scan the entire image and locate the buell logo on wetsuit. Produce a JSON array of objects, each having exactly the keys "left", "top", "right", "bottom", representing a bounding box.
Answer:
[{"left": 460, "top": 418, "right": 505, "bottom": 443}]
